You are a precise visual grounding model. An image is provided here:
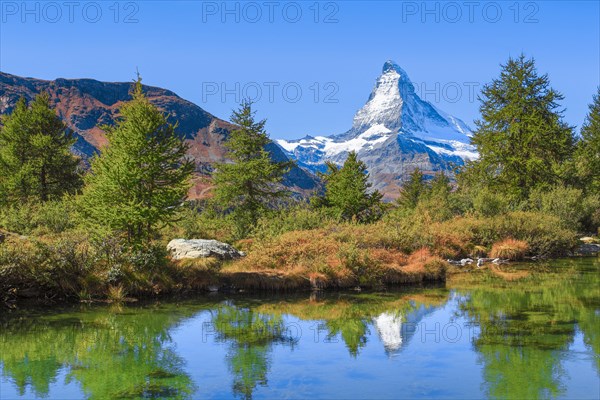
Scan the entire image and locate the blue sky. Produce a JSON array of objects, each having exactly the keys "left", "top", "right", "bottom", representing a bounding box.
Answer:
[{"left": 1, "top": 1, "right": 598, "bottom": 139}]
